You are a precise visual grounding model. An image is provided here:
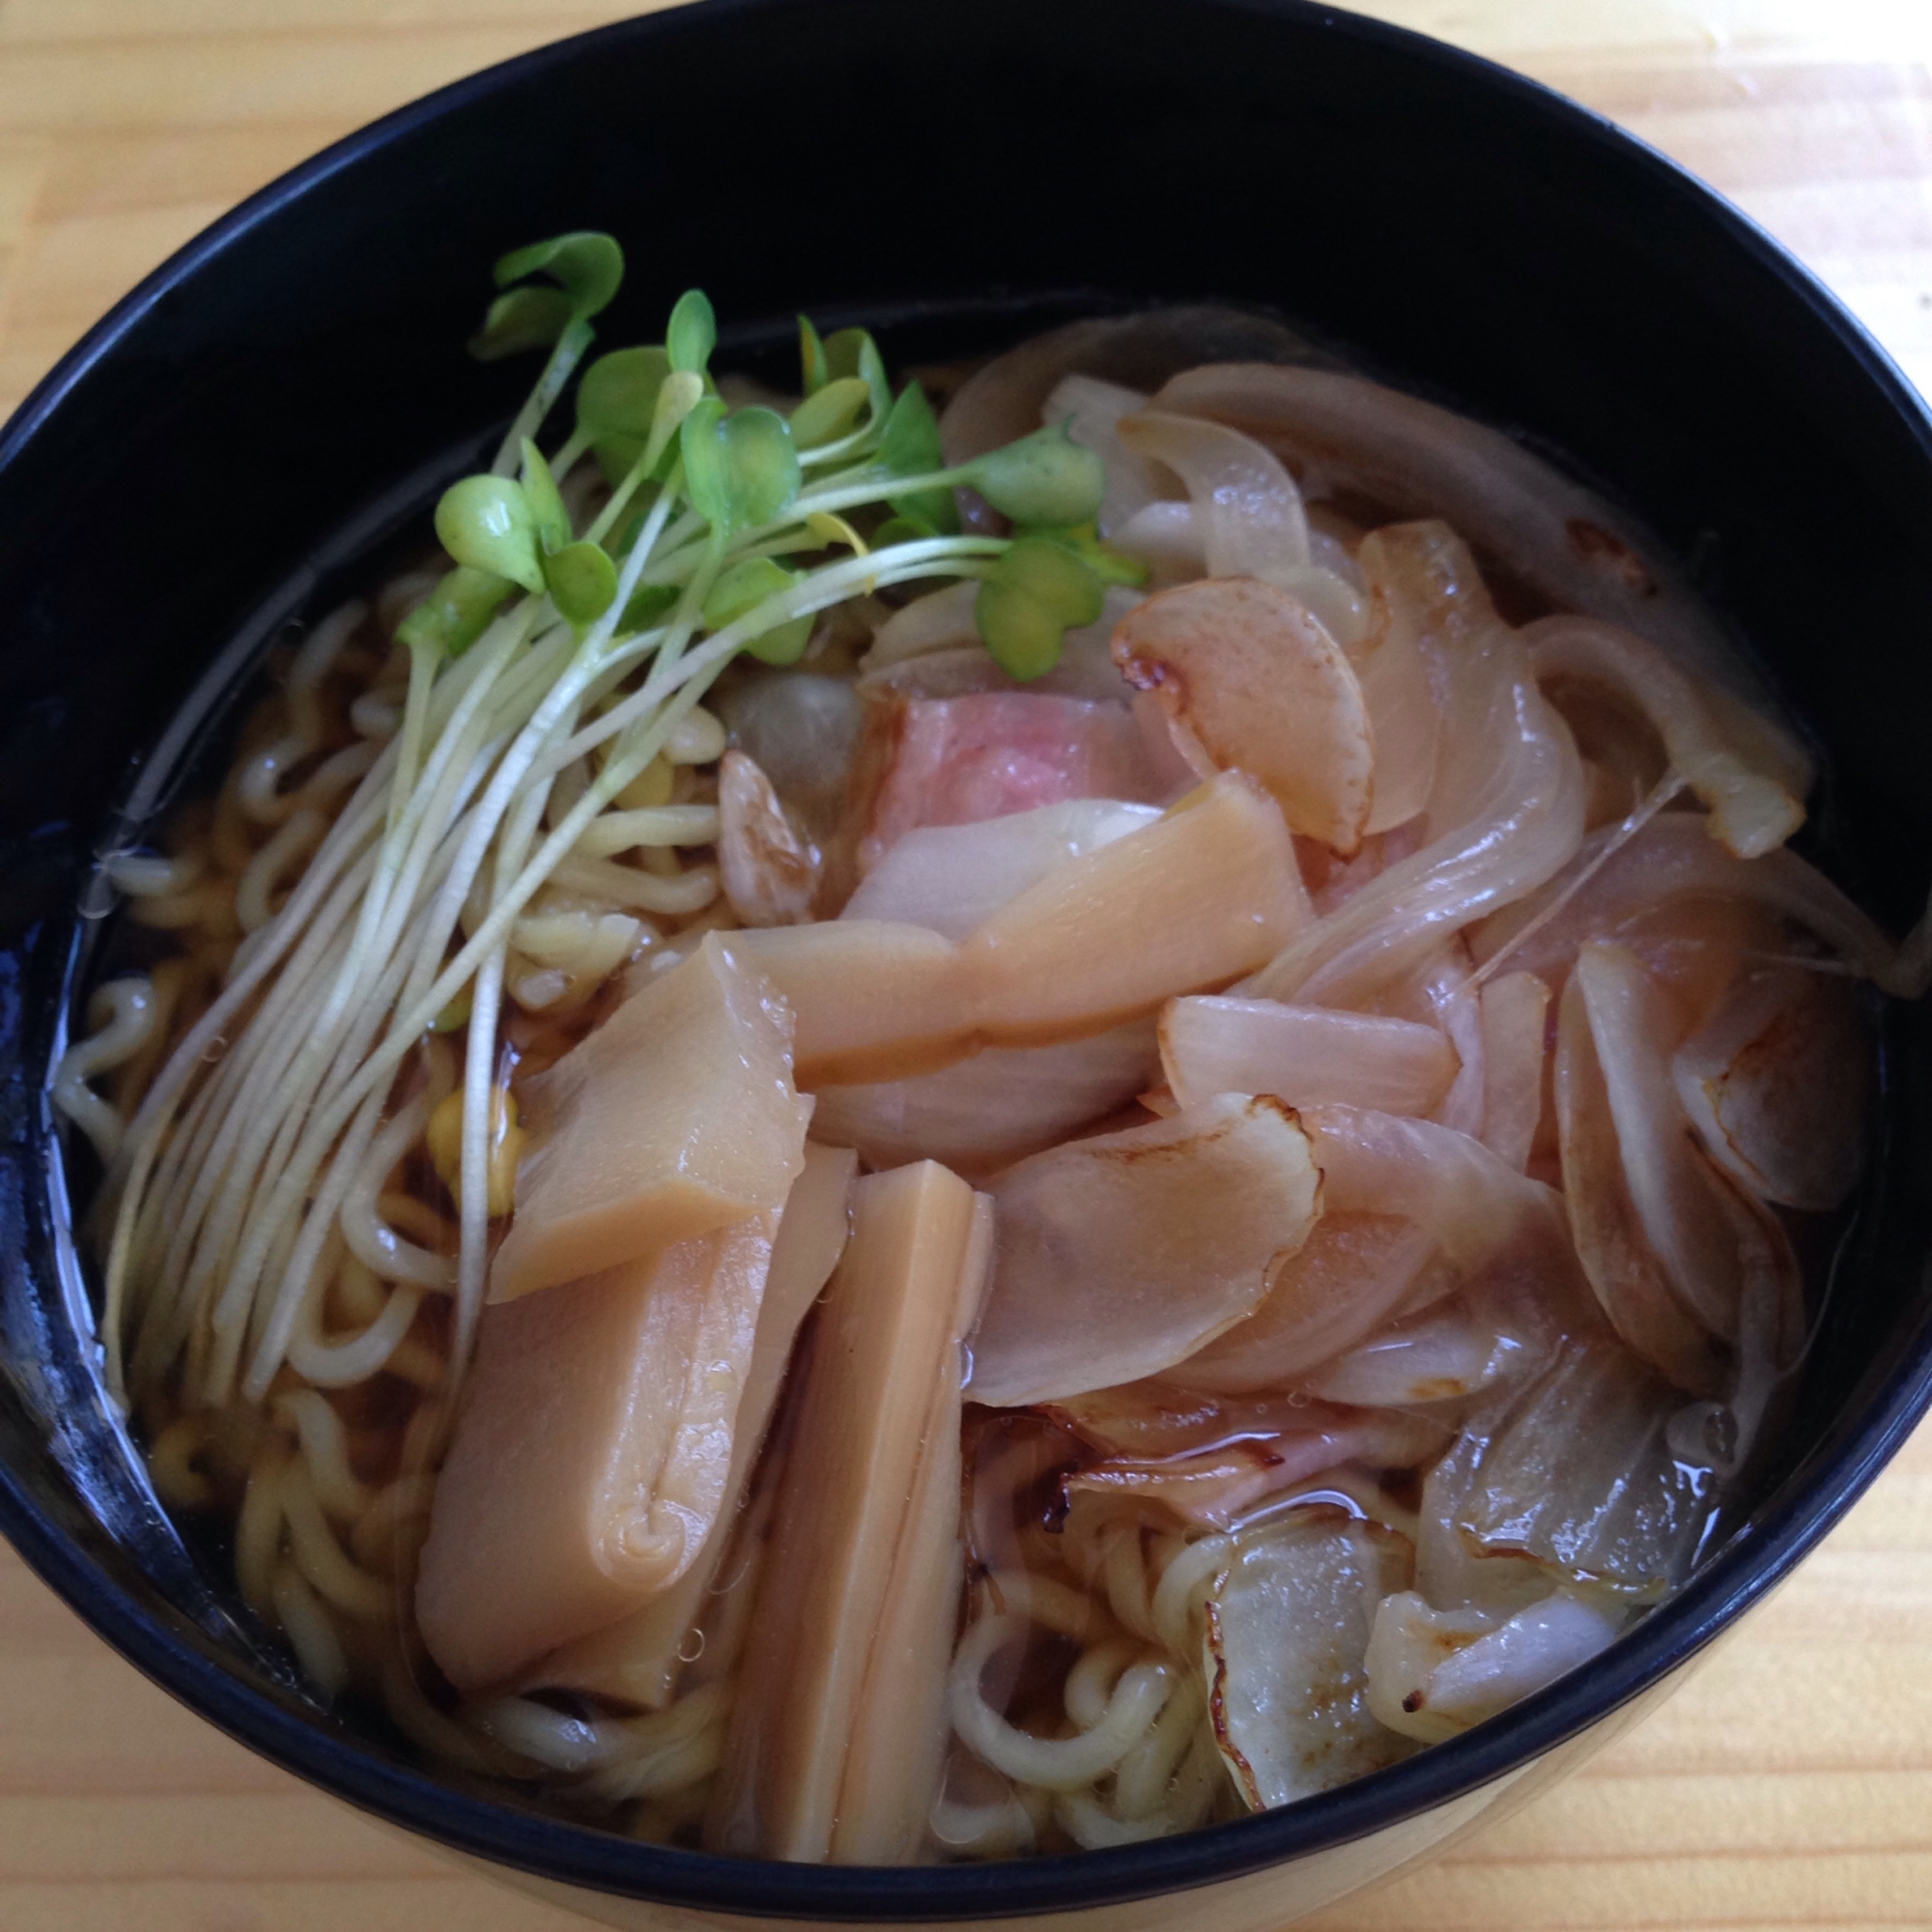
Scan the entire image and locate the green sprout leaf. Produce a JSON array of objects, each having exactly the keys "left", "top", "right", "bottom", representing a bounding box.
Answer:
[
  {"left": 1019, "top": 519, "right": 1150, "bottom": 588},
  {"left": 871, "top": 514, "right": 939, "bottom": 548},
  {"left": 971, "top": 421, "right": 1106, "bottom": 526},
  {"left": 994, "top": 535, "right": 1106, "bottom": 628},
  {"left": 824, "top": 327, "right": 892, "bottom": 428},
  {"left": 578, "top": 345, "right": 669, "bottom": 442},
  {"left": 644, "top": 370, "right": 705, "bottom": 473},
  {"left": 683, "top": 401, "right": 801, "bottom": 533},
  {"left": 519, "top": 438, "right": 572, "bottom": 553},
  {"left": 469, "top": 286, "right": 577, "bottom": 361},
  {"left": 680, "top": 396, "right": 733, "bottom": 528},
  {"left": 703, "top": 555, "right": 813, "bottom": 665},
  {"left": 668, "top": 288, "right": 717, "bottom": 376},
  {"left": 543, "top": 540, "right": 618, "bottom": 627},
  {"left": 975, "top": 578, "right": 1065, "bottom": 681},
  {"left": 723, "top": 408, "right": 802, "bottom": 527},
  {"left": 790, "top": 376, "right": 870, "bottom": 451},
  {"left": 435, "top": 475, "right": 546, "bottom": 593},
  {"left": 881, "top": 381, "right": 960, "bottom": 535},
  {"left": 493, "top": 231, "right": 625, "bottom": 321},
  {"left": 616, "top": 580, "right": 680, "bottom": 634},
  {"left": 395, "top": 565, "right": 515, "bottom": 658},
  {"left": 798, "top": 314, "right": 829, "bottom": 394}
]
